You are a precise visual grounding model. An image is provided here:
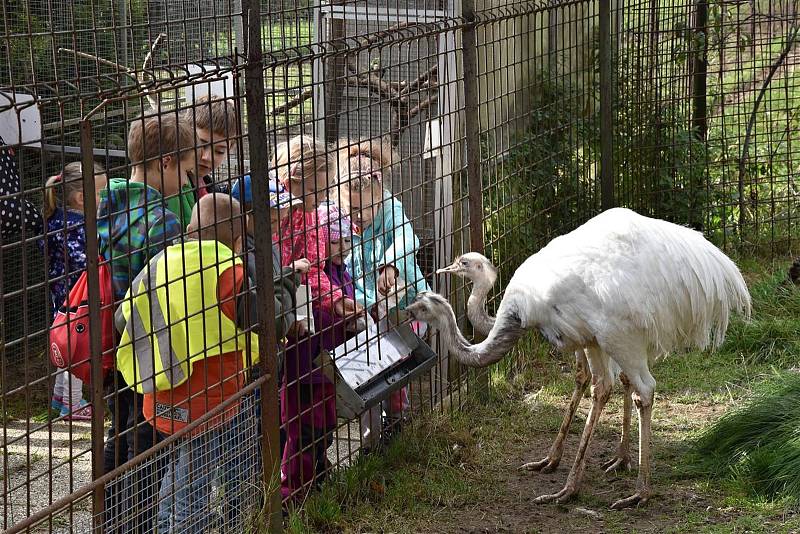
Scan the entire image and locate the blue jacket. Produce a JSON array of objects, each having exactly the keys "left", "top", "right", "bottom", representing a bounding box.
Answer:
[
  {"left": 39, "top": 208, "right": 87, "bottom": 318},
  {"left": 346, "top": 190, "right": 430, "bottom": 310}
]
